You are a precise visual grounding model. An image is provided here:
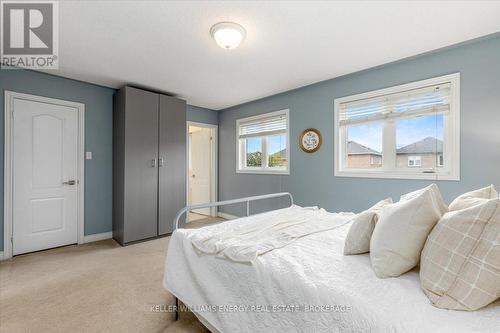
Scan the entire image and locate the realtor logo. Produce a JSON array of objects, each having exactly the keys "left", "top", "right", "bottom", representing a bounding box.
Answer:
[{"left": 1, "top": 0, "right": 58, "bottom": 69}]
